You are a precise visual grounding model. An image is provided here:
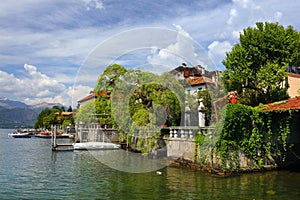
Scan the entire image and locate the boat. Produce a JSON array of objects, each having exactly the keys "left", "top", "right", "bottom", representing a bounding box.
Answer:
[
  {"left": 35, "top": 131, "right": 71, "bottom": 139},
  {"left": 8, "top": 132, "right": 31, "bottom": 138},
  {"left": 73, "top": 142, "right": 120, "bottom": 150},
  {"left": 35, "top": 131, "right": 52, "bottom": 138}
]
